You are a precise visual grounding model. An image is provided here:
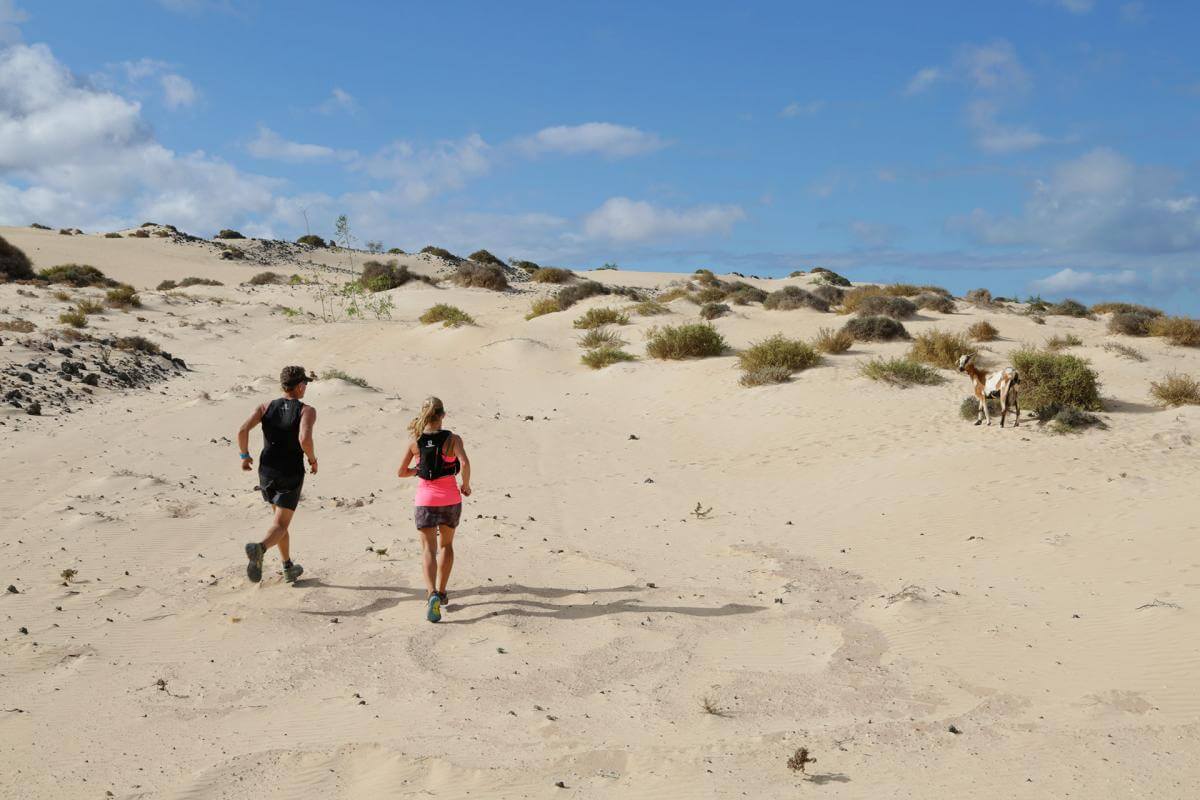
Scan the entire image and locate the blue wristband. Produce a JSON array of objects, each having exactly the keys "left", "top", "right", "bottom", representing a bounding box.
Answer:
[{"left": 239, "top": 452, "right": 251, "bottom": 459}]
